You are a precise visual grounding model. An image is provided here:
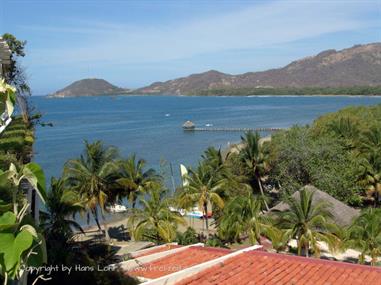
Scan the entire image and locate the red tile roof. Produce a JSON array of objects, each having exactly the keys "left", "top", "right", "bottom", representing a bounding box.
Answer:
[
  {"left": 133, "top": 244, "right": 182, "bottom": 258},
  {"left": 176, "top": 250, "right": 381, "bottom": 285},
  {"left": 128, "top": 246, "right": 231, "bottom": 279}
]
